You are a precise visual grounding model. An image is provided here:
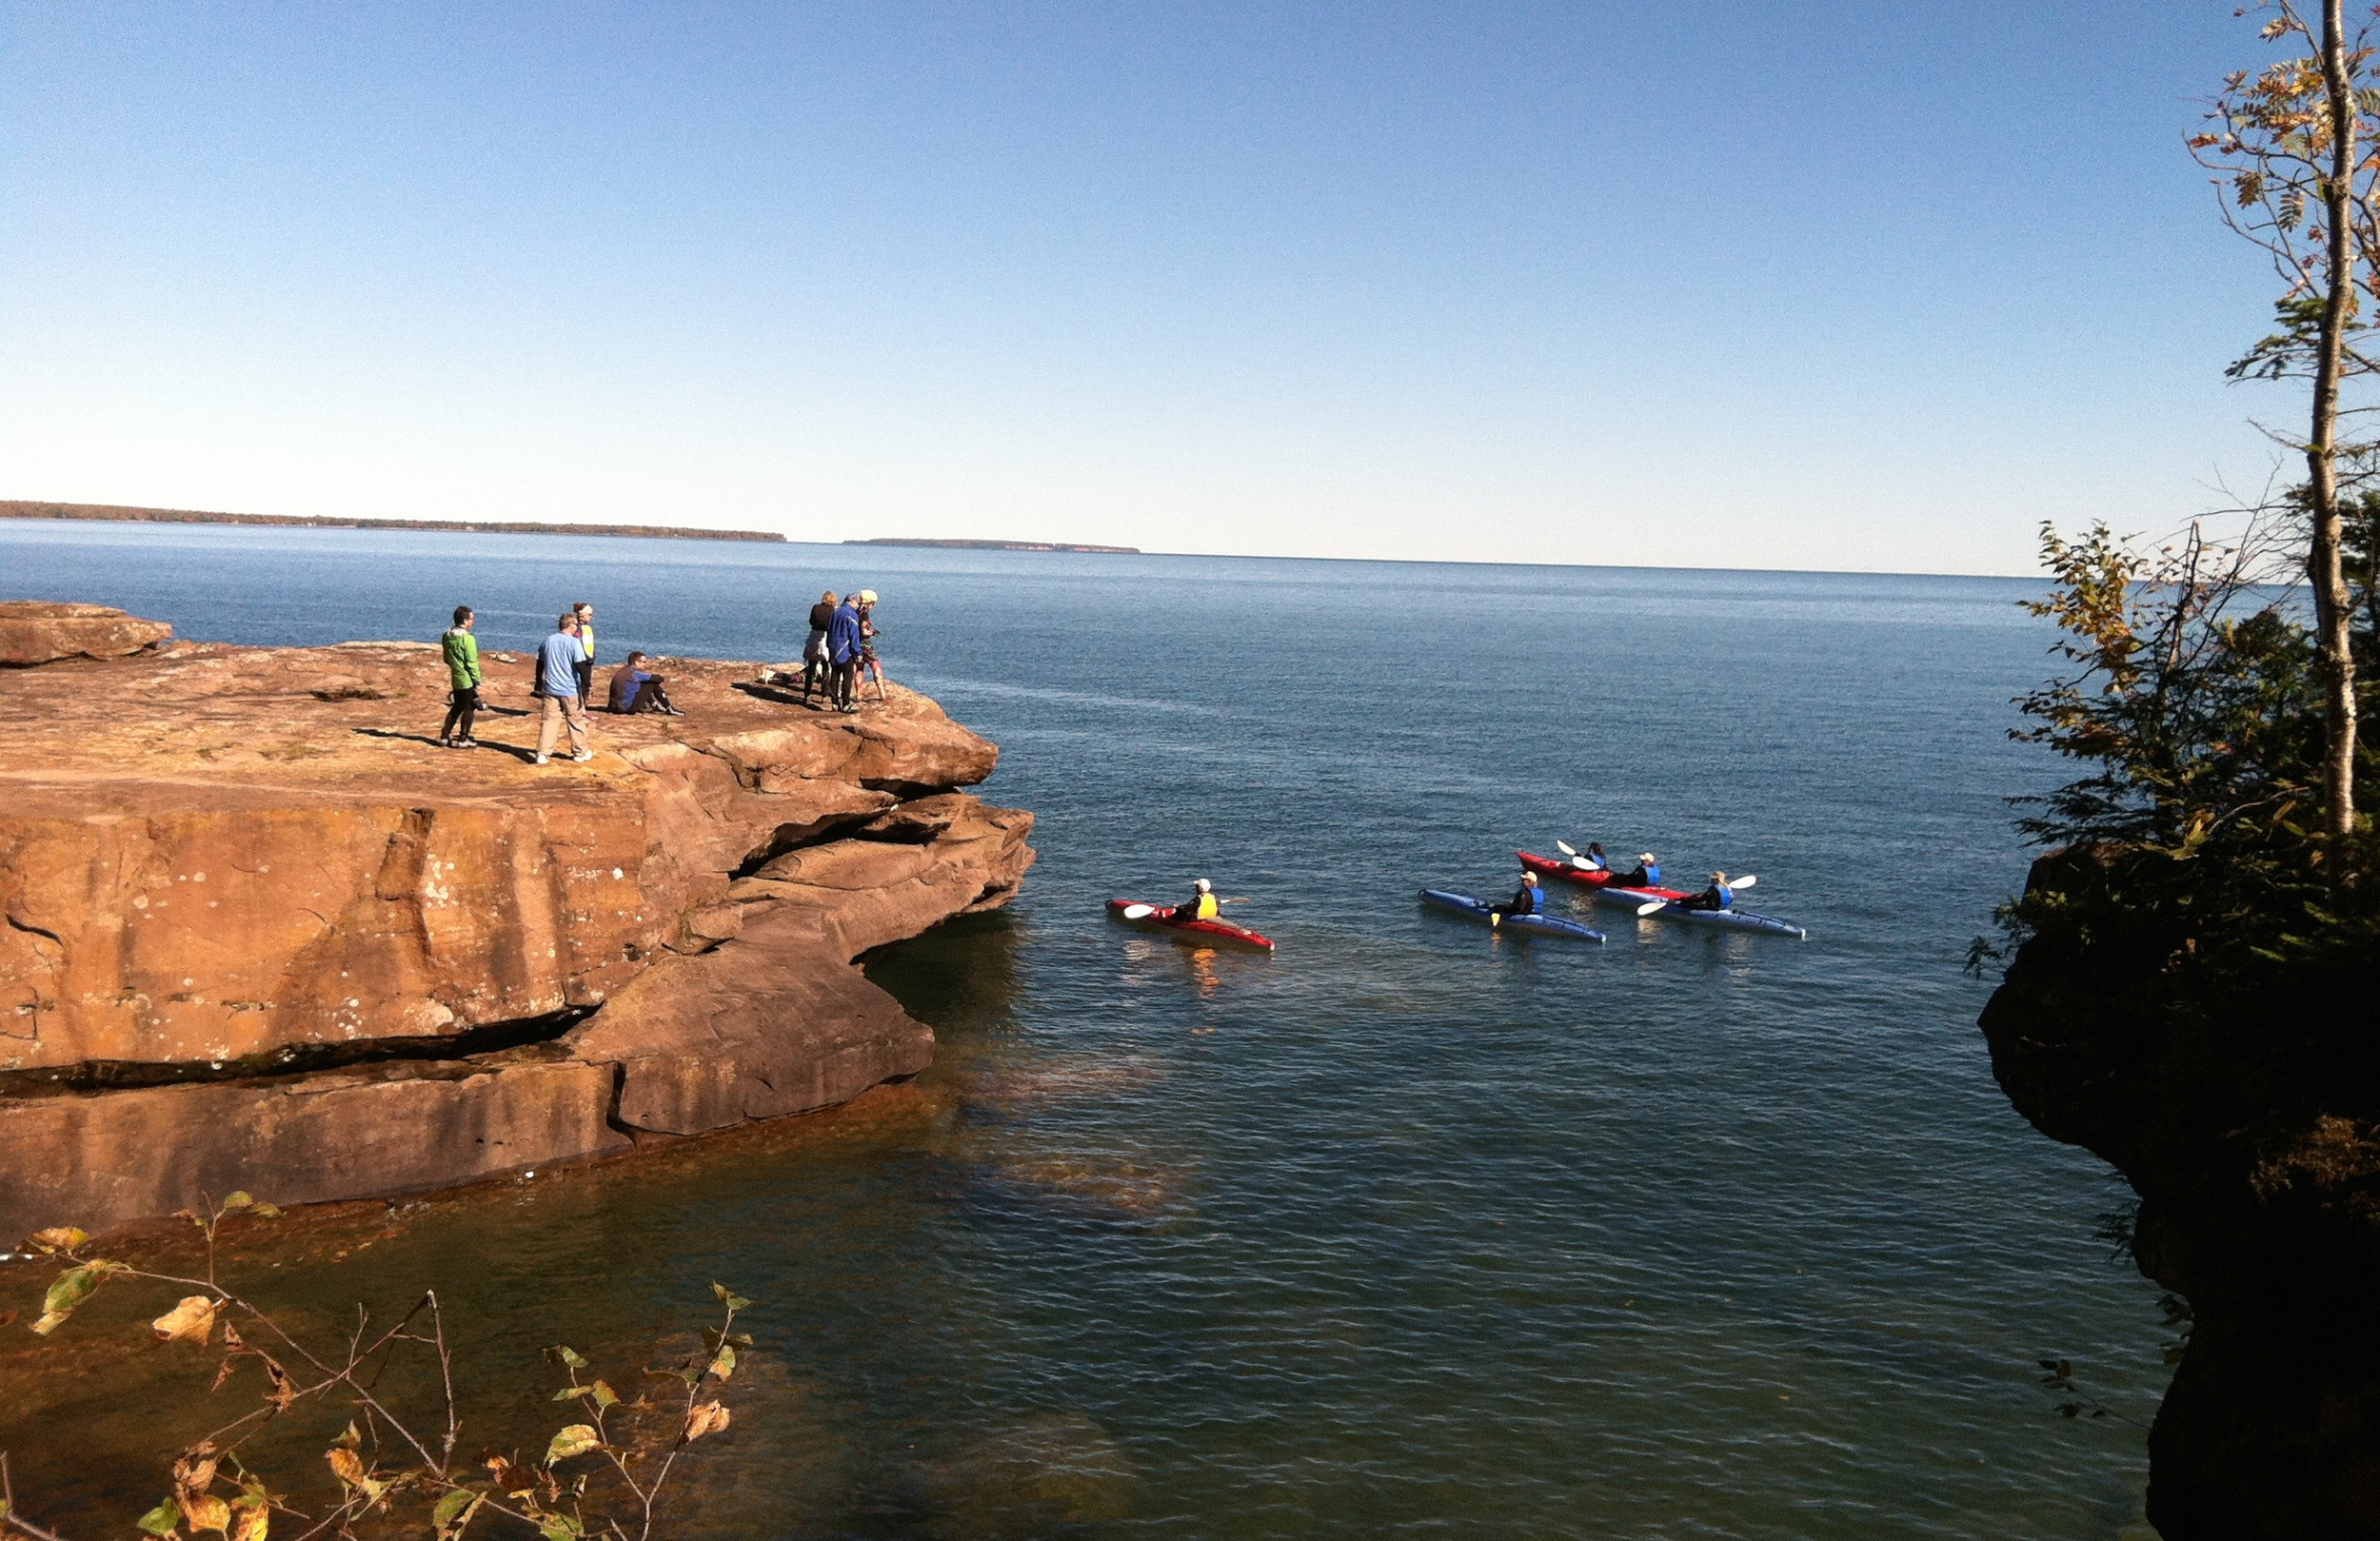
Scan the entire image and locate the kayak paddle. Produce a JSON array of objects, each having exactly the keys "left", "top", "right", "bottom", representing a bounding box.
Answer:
[
  {"left": 1635, "top": 899, "right": 1670, "bottom": 917},
  {"left": 1120, "top": 903, "right": 1160, "bottom": 919}
]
